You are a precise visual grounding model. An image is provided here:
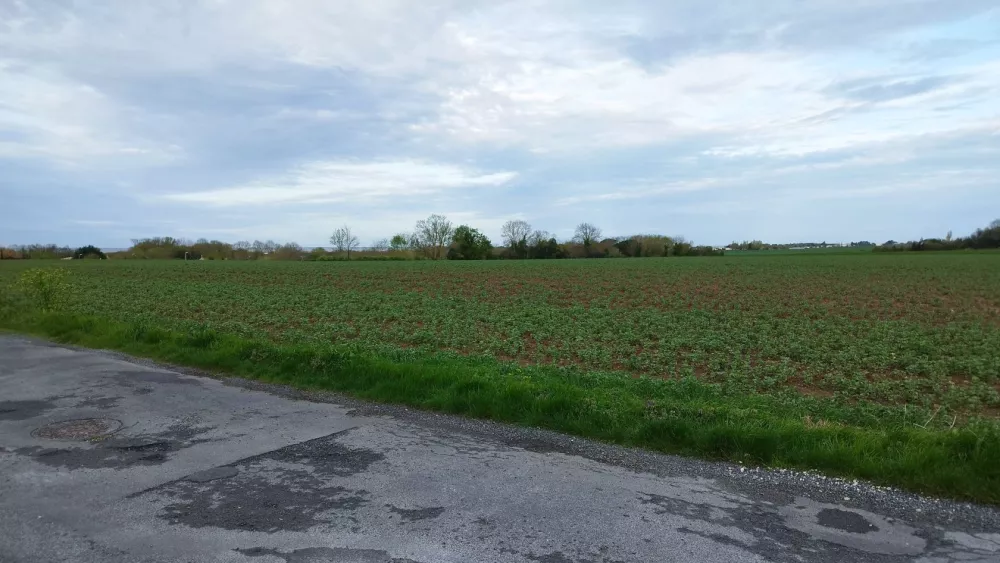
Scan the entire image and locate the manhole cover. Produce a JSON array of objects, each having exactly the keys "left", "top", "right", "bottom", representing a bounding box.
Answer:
[{"left": 32, "top": 418, "right": 123, "bottom": 441}]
